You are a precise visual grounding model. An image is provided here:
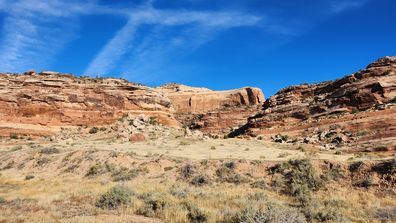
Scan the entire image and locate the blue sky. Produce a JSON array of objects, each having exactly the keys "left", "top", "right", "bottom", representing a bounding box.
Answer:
[{"left": 0, "top": 0, "right": 395, "bottom": 96}]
